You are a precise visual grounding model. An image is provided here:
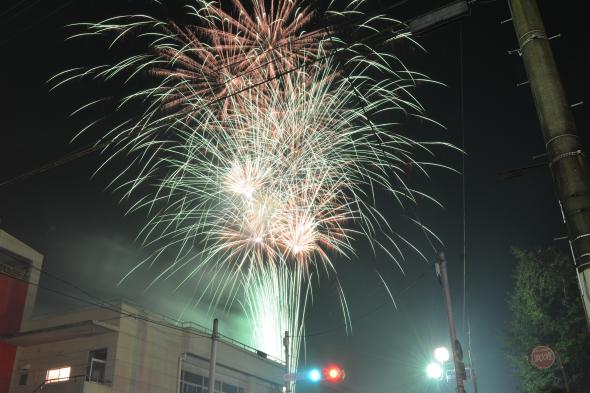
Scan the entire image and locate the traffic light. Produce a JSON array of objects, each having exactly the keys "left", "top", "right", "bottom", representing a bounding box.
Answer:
[
  {"left": 307, "top": 369, "right": 322, "bottom": 382},
  {"left": 323, "top": 365, "right": 345, "bottom": 382}
]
